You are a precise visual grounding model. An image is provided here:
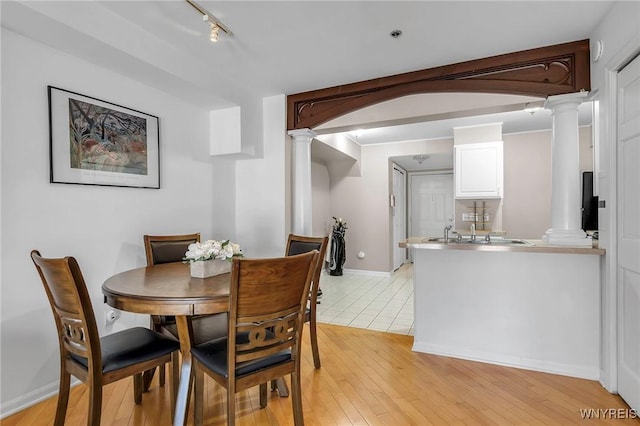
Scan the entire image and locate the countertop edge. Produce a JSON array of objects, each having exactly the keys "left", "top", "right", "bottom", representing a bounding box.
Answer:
[{"left": 400, "top": 239, "right": 605, "bottom": 255}]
